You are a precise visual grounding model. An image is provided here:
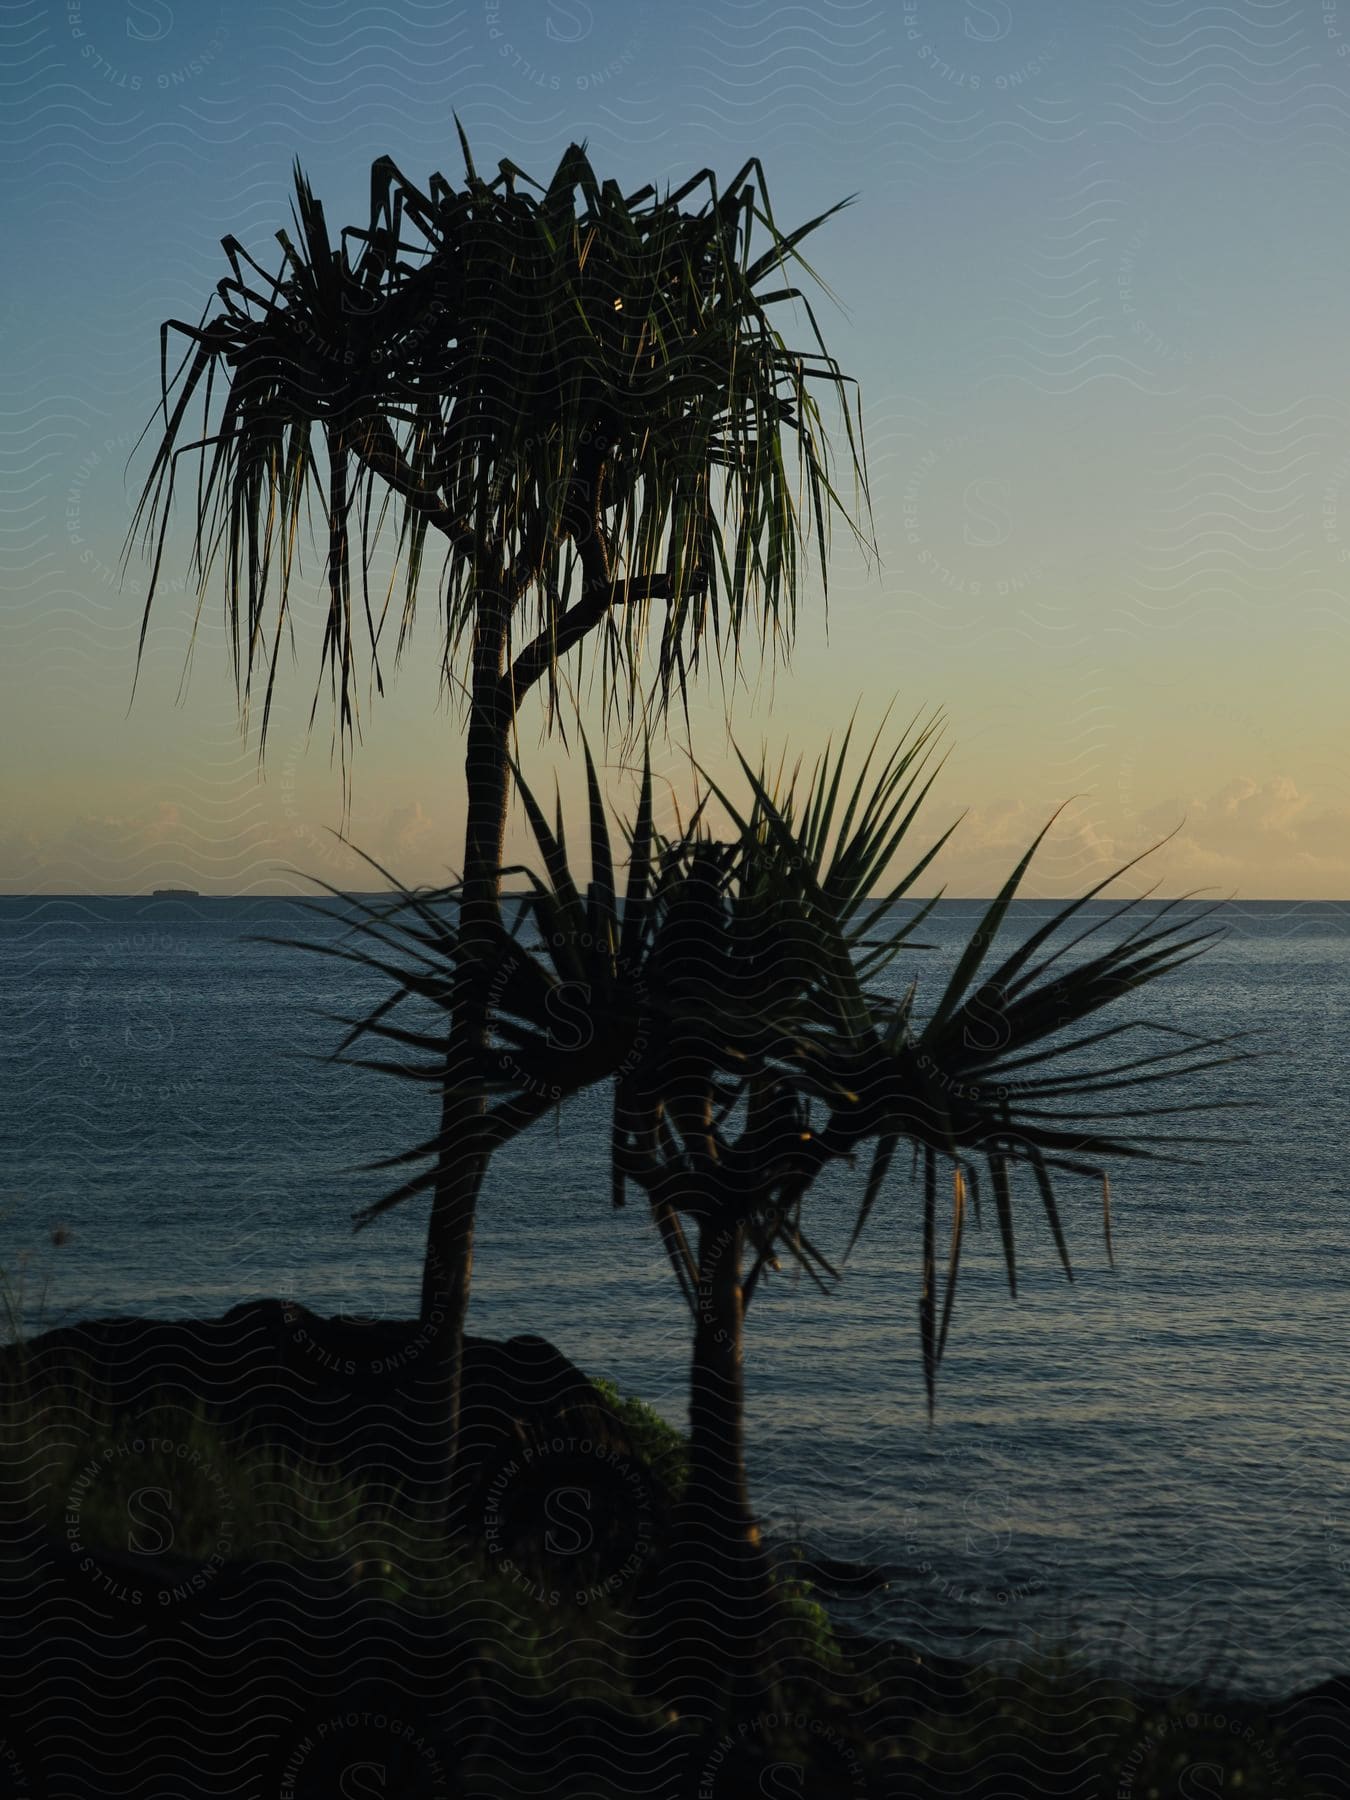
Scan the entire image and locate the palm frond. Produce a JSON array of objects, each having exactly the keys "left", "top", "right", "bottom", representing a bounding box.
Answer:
[{"left": 127, "top": 136, "right": 871, "bottom": 776}]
